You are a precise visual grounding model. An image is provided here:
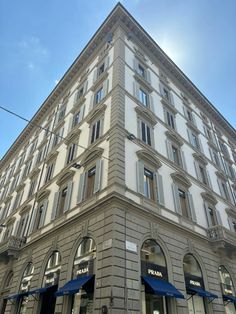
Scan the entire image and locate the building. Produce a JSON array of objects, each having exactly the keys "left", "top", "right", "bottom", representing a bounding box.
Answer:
[{"left": 0, "top": 3, "right": 236, "bottom": 314}]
